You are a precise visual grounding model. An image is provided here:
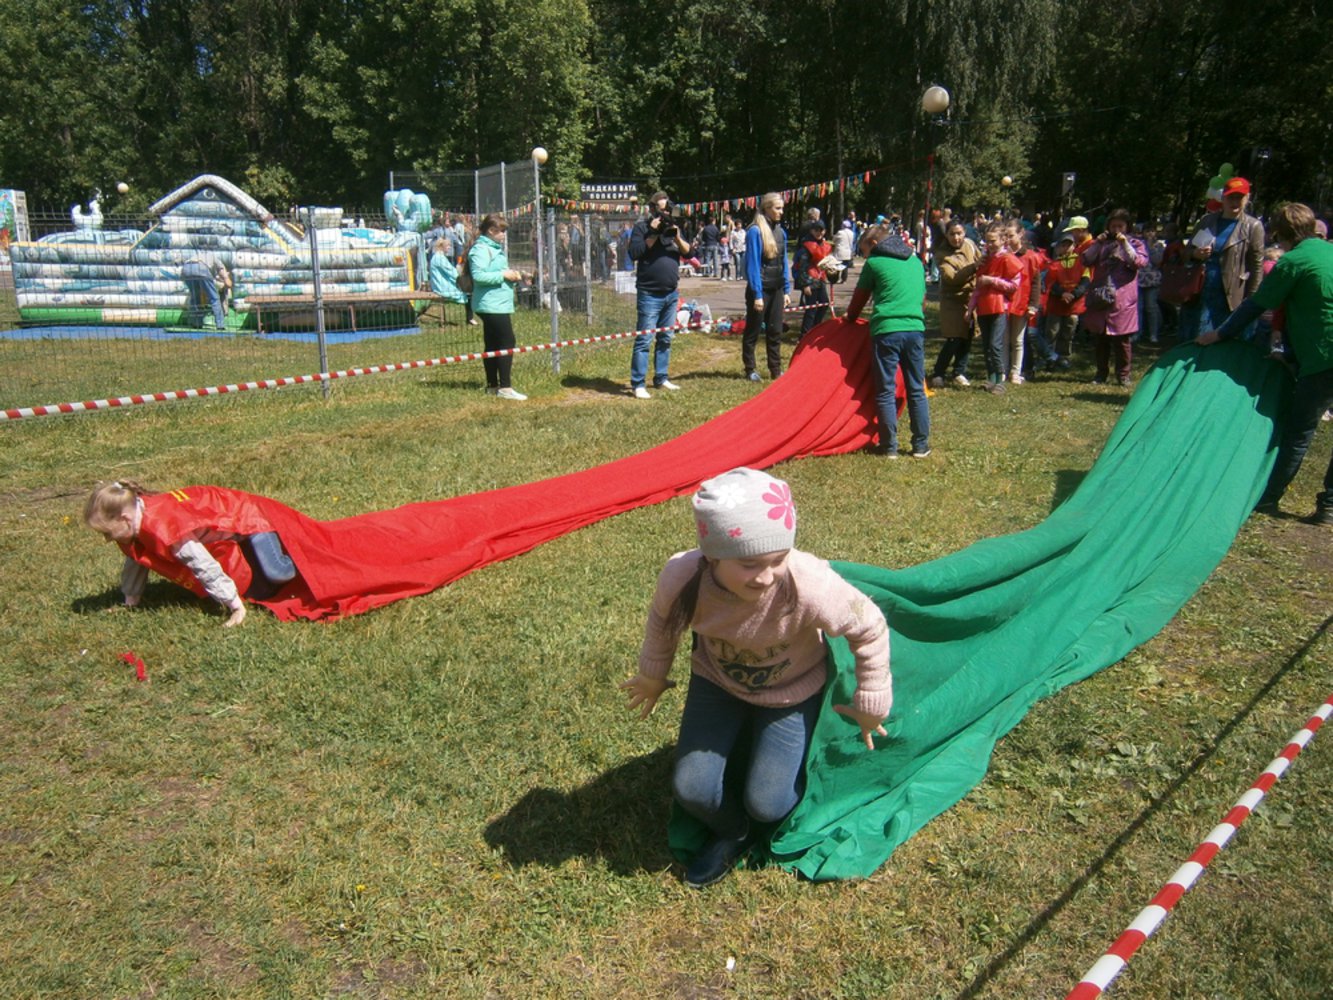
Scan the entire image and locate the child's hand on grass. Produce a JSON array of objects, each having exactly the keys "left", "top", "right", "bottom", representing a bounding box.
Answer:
[
  {"left": 223, "top": 601, "right": 247, "bottom": 628},
  {"left": 619, "top": 674, "right": 676, "bottom": 719}
]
